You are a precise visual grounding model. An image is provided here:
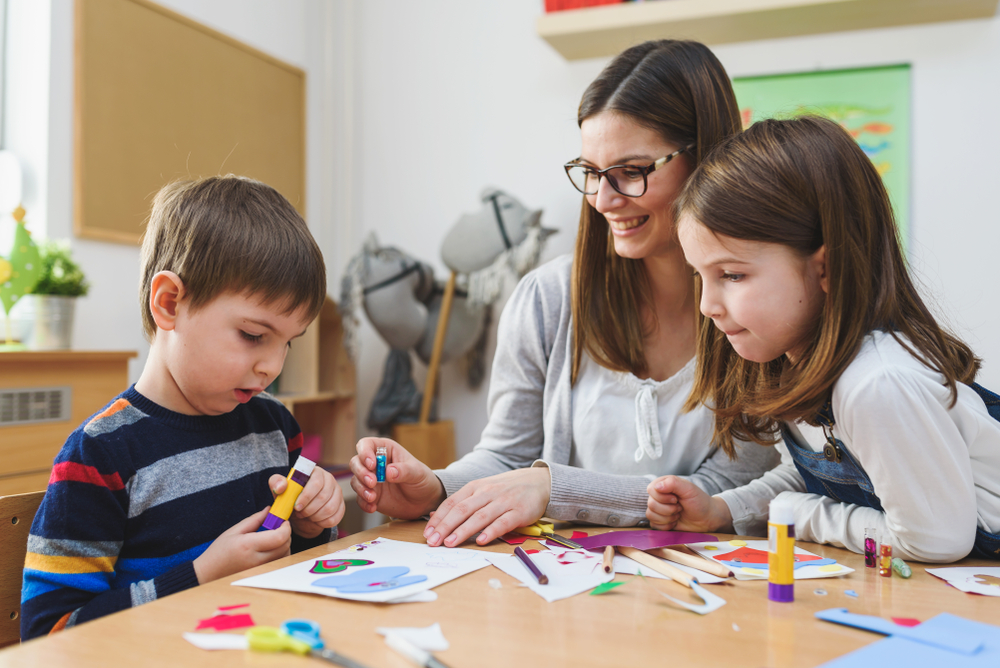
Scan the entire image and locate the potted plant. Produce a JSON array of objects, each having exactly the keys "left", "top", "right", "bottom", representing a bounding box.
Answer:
[{"left": 18, "top": 240, "right": 89, "bottom": 349}]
